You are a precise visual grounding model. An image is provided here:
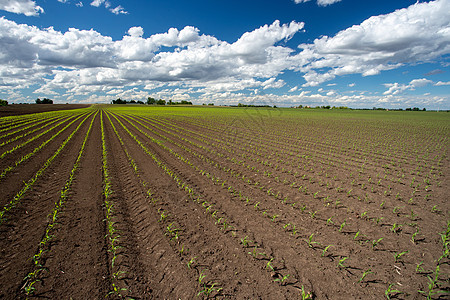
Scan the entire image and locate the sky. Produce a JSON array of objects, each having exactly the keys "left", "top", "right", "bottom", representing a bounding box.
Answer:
[{"left": 0, "top": 0, "right": 449, "bottom": 109}]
